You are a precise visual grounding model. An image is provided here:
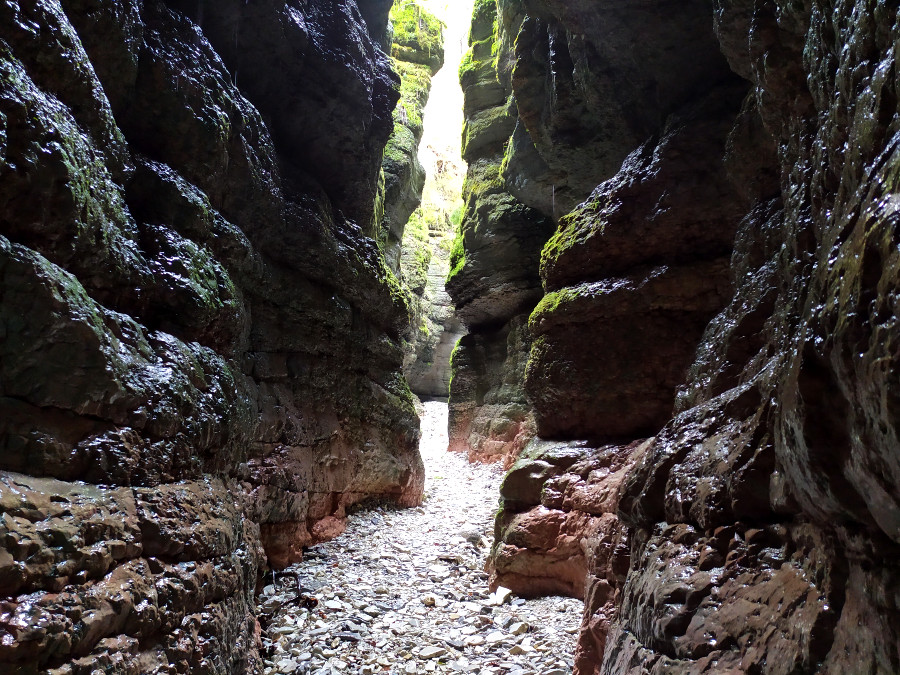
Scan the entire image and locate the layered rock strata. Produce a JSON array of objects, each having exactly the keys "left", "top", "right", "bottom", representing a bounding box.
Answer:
[
  {"left": 491, "top": 439, "right": 644, "bottom": 600},
  {"left": 447, "top": 0, "right": 742, "bottom": 466},
  {"left": 528, "top": 82, "right": 747, "bottom": 442},
  {"left": 379, "top": 0, "right": 444, "bottom": 270},
  {"left": 468, "top": 0, "right": 900, "bottom": 672},
  {"left": 452, "top": 0, "right": 747, "bottom": 628},
  {"left": 447, "top": 317, "right": 534, "bottom": 465},
  {"left": 0, "top": 0, "right": 426, "bottom": 671},
  {"left": 445, "top": 0, "right": 553, "bottom": 465},
  {"left": 600, "top": 1, "right": 900, "bottom": 672}
]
